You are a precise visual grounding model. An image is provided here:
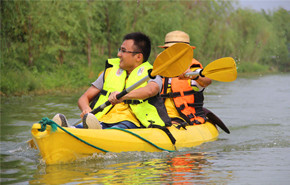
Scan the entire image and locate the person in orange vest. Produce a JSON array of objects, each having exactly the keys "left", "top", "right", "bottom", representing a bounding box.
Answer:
[{"left": 159, "top": 31, "right": 212, "bottom": 127}]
